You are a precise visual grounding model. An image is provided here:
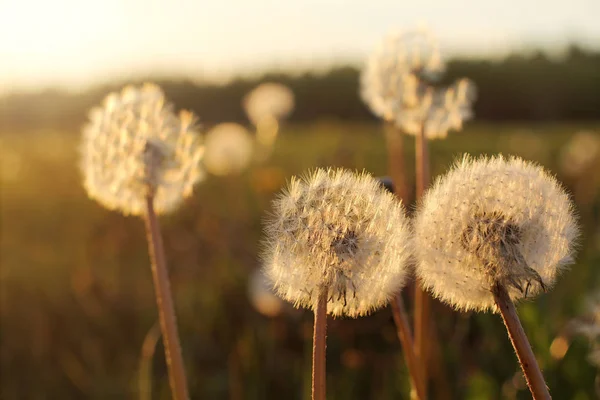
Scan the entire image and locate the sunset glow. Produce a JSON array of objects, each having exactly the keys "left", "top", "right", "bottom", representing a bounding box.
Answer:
[{"left": 0, "top": 0, "right": 598, "bottom": 93}]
